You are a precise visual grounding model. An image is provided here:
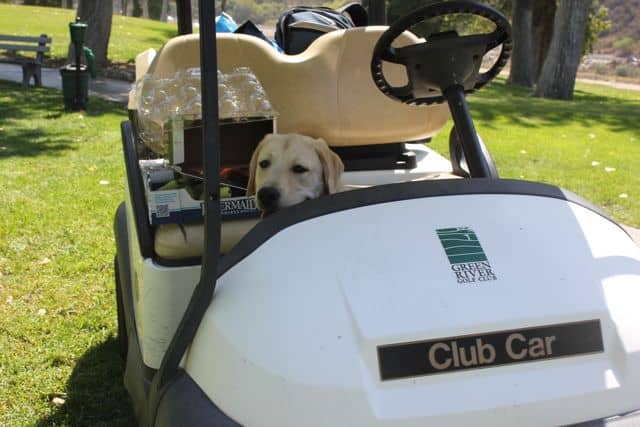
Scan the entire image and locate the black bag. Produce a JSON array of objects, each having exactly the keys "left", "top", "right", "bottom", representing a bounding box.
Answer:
[
  {"left": 234, "top": 20, "right": 282, "bottom": 51},
  {"left": 275, "top": 2, "right": 368, "bottom": 55}
]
